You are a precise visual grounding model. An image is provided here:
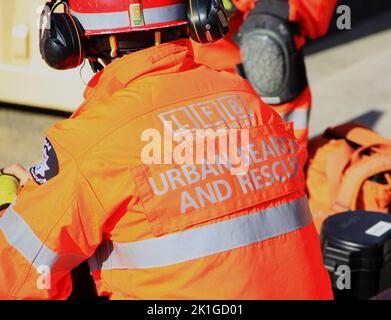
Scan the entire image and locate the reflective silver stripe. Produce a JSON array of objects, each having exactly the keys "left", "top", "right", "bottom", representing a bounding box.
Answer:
[
  {"left": 261, "top": 97, "right": 282, "bottom": 105},
  {"left": 71, "top": 10, "right": 131, "bottom": 31},
  {"left": 281, "top": 109, "right": 309, "bottom": 131},
  {"left": 71, "top": 4, "right": 186, "bottom": 31},
  {"left": 143, "top": 3, "right": 186, "bottom": 25},
  {"left": 0, "top": 205, "right": 58, "bottom": 270},
  {"left": 90, "top": 197, "right": 312, "bottom": 271}
]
